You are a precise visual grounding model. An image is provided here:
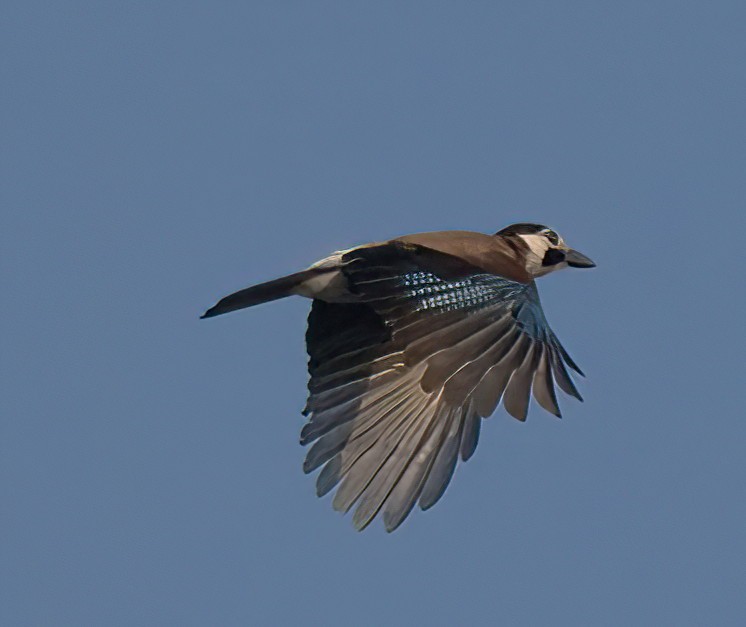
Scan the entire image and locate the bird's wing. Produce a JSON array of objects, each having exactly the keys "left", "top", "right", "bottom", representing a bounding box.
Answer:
[{"left": 302, "top": 242, "right": 583, "bottom": 531}]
